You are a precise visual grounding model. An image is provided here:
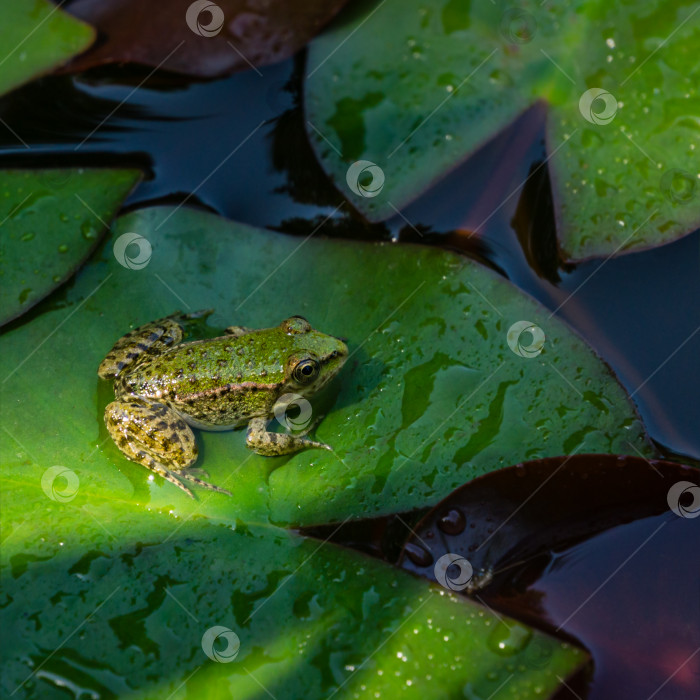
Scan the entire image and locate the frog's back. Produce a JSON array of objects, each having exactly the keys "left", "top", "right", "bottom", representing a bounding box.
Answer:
[{"left": 118, "top": 332, "right": 289, "bottom": 427}]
